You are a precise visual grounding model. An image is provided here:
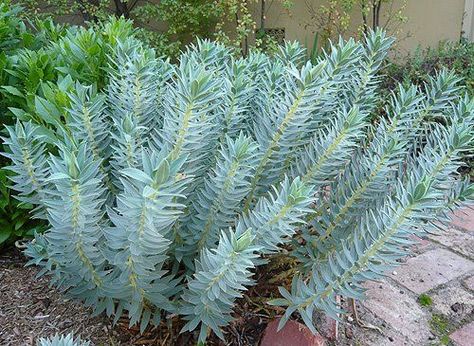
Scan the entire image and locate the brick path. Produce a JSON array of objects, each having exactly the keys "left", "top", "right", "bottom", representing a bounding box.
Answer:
[
  {"left": 352, "top": 207, "right": 474, "bottom": 346},
  {"left": 261, "top": 208, "right": 474, "bottom": 346}
]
